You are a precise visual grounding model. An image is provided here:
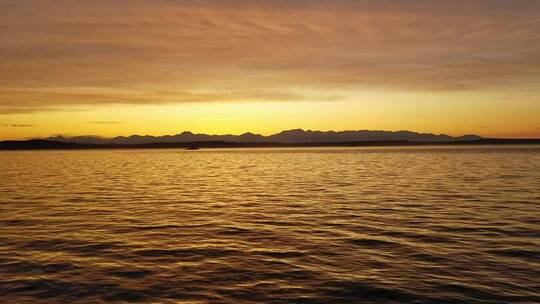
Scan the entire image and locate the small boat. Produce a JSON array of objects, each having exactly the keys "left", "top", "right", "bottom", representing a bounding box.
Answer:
[{"left": 185, "top": 146, "right": 200, "bottom": 150}]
